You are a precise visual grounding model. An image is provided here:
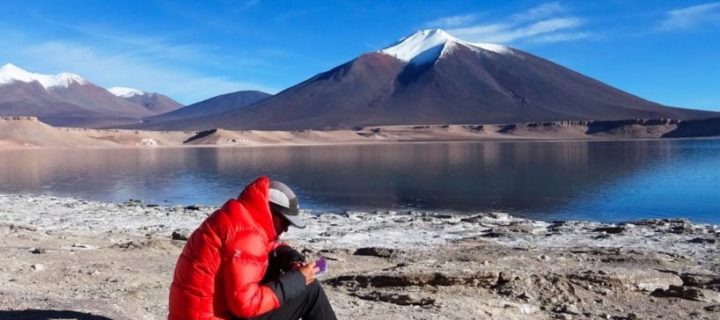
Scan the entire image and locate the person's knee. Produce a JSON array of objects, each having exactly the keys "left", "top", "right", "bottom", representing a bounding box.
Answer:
[
  {"left": 305, "top": 280, "right": 325, "bottom": 299},
  {"left": 307, "top": 280, "right": 321, "bottom": 292}
]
